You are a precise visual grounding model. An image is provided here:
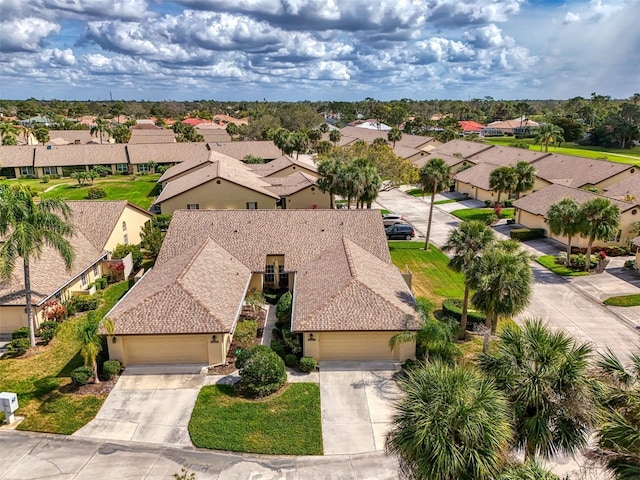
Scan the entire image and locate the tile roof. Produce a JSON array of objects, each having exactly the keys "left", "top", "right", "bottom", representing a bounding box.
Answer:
[
  {"left": 0, "top": 146, "right": 35, "bottom": 167},
  {"left": 454, "top": 162, "right": 500, "bottom": 190},
  {"left": 66, "top": 201, "right": 152, "bottom": 251},
  {"left": 512, "top": 184, "right": 634, "bottom": 216},
  {"left": 530, "top": 154, "right": 632, "bottom": 188},
  {"left": 34, "top": 144, "right": 128, "bottom": 167},
  {"left": 107, "top": 239, "right": 251, "bottom": 334},
  {"left": 459, "top": 121, "right": 485, "bottom": 132},
  {"left": 126, "top": 142, "right": 210, "bottom": 165},
  {"left": 264, "top": 171, "right": 318, "bottom": 196},
  {"left": 487, "top": 118, "right": 539, "bottom": 130},
  {"left": 154, "top": 155, "right": 279, "bottom": 204},
  {"left": 429, "top": 139, "right": 493, "bottom": 158},
  {"left": 293, "top": 238, "right": 419, "bottom": 331},
  {"left": 246, "top": 155, "right": 318, "bottom": 176},
  {"left": 339, "top": 126, "right": 436, "bottom": 149},
  {"left": 207, "top": 141, "right": 282, "bottom": 161},
  {"left": 603, "top": 174, "right": 640, "bottom": 201},
  {"left": 468, "top": 145, "right": 548, "bottom": 166}
]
